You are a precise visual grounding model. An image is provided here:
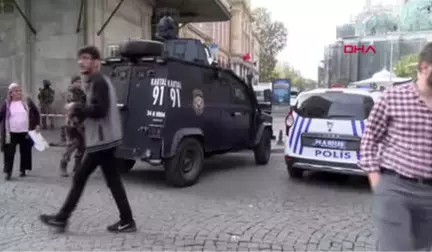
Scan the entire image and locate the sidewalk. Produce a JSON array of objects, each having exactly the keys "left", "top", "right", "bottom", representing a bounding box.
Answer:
[{"left": 41, "top": 128, "right": 65, "bottom": 147}]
